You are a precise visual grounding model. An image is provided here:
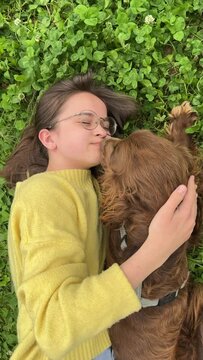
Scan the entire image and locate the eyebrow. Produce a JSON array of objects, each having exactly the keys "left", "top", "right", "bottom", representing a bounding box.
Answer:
[{"left": 57, "top": 110, "right": 108, "bottom": 123}]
